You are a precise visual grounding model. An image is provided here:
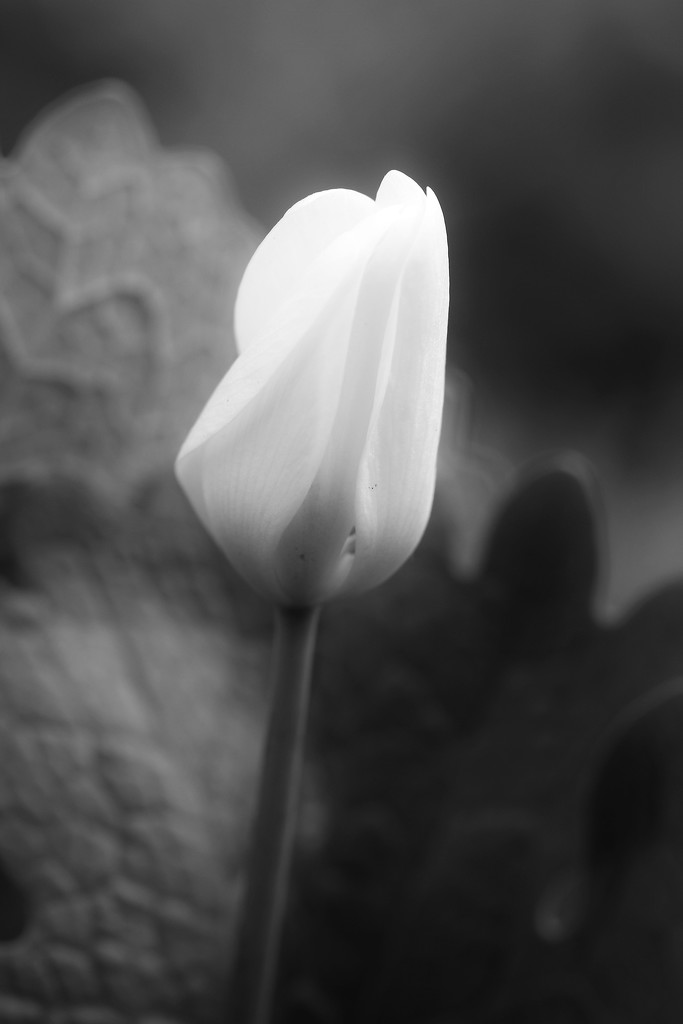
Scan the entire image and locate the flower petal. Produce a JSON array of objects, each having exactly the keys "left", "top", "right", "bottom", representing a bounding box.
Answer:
[
  {"left": 177, "top": 284, "right": 355, "bottom": 602},
  {"left": 375, "top": 169, "right": 427, "bottom": 208},
  {"left": 273, "top": 200, "right": 426, "bottom": 603},
  {"left": 178, "top": 205, "right": 398, "bottom": 462},
  {"left": 234, "top": 188, "right": 374, "bottom": 353},
  {"left": 177, "top": 202, "right": 400, "bottom": 603},
  {"left": 342, "top": 187, "right": 450, "bottom": 594}
]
